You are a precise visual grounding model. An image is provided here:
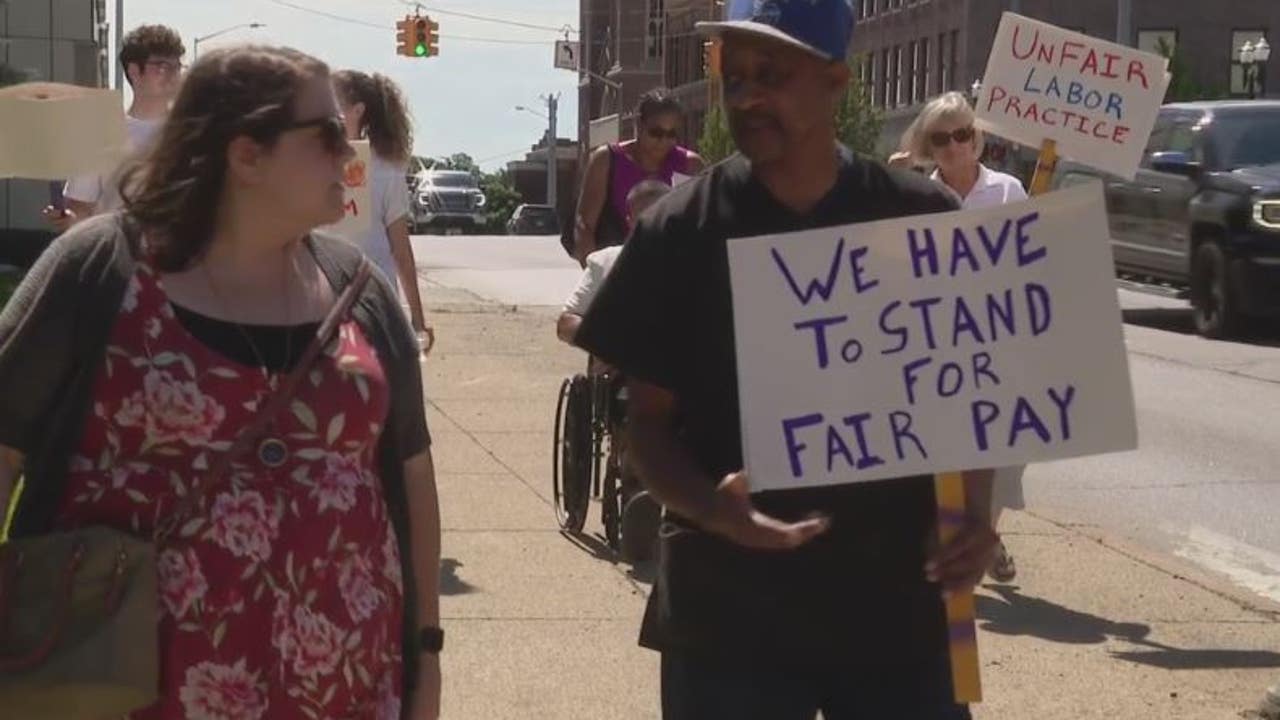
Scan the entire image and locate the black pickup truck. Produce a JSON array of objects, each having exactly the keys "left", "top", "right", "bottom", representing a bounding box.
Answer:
[{"left": 1054, "top": 101, "right": 1280, "bottom": 338}]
